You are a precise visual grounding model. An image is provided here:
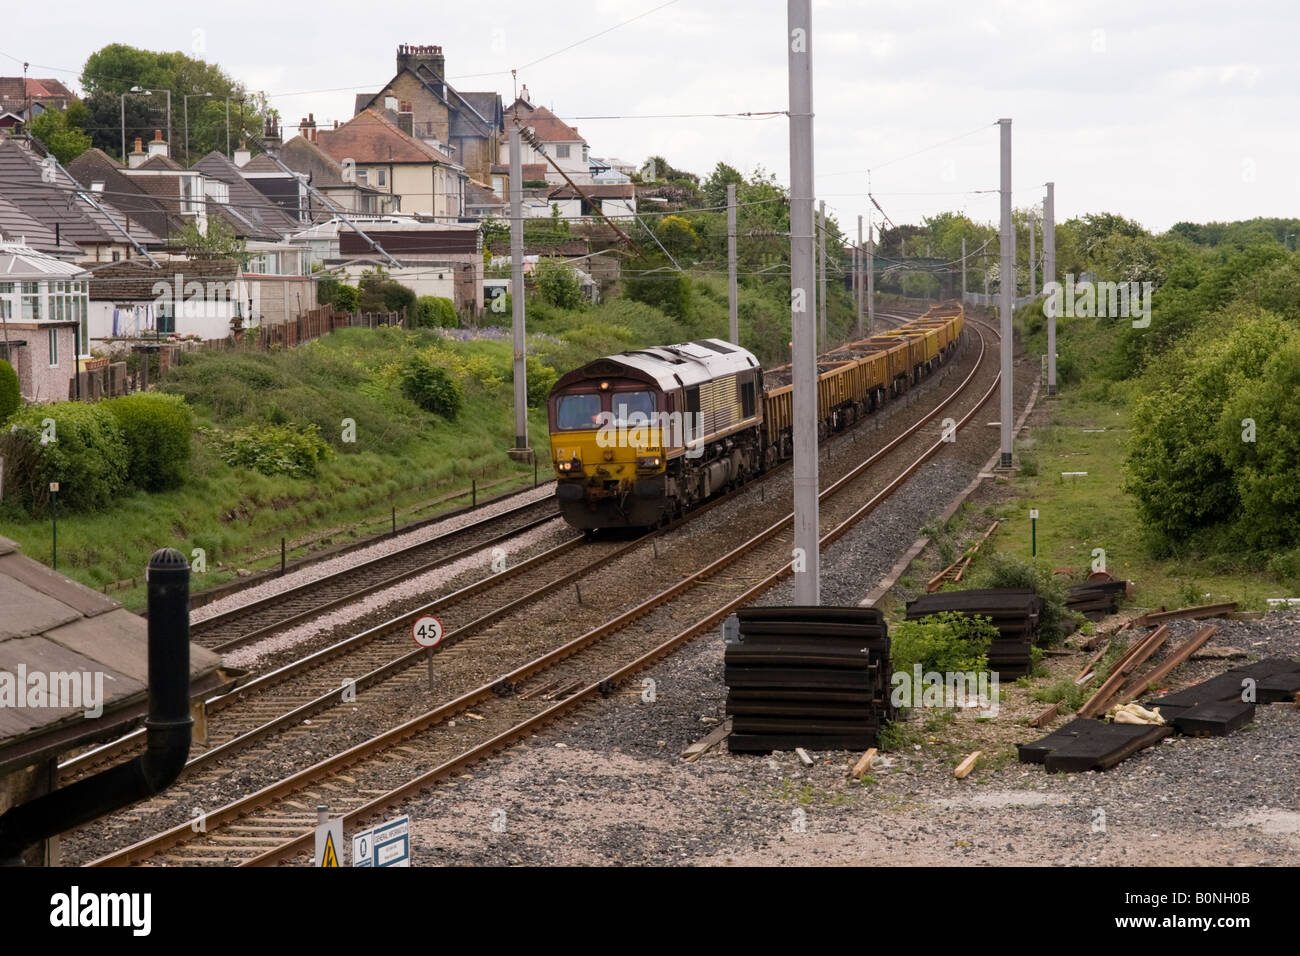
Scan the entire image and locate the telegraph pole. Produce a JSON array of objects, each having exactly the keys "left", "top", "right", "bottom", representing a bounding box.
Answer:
[
  {"left": 856, "top": 214, "right": 864, "bottom": 337},
  {"left": 1044, "top": 181, "right": 1057, "bottom": 395},
  {"left": 817, "top": 199, "right": 827, "bottom": 347},
  {"left": 788, "top": 0, "right": 819, "bottom": 605},
  {"left": 727, "top": 183, "right": 739, "bottom": 344},
  {"left": 509, "top": 124, "right": 529, "bottom": 453},
  {"left": 998, "top": 118, "right": 1014, "bottom": 469}
]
